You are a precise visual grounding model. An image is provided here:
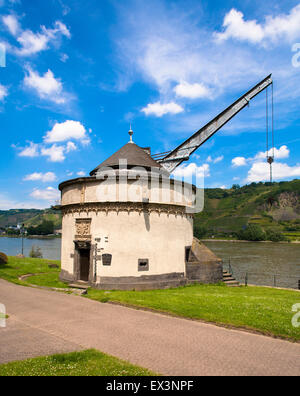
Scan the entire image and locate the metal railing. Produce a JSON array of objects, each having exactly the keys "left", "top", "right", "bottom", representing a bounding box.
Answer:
[{"left": 222, "top": 258, "right": 300, "bottom": 290}]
